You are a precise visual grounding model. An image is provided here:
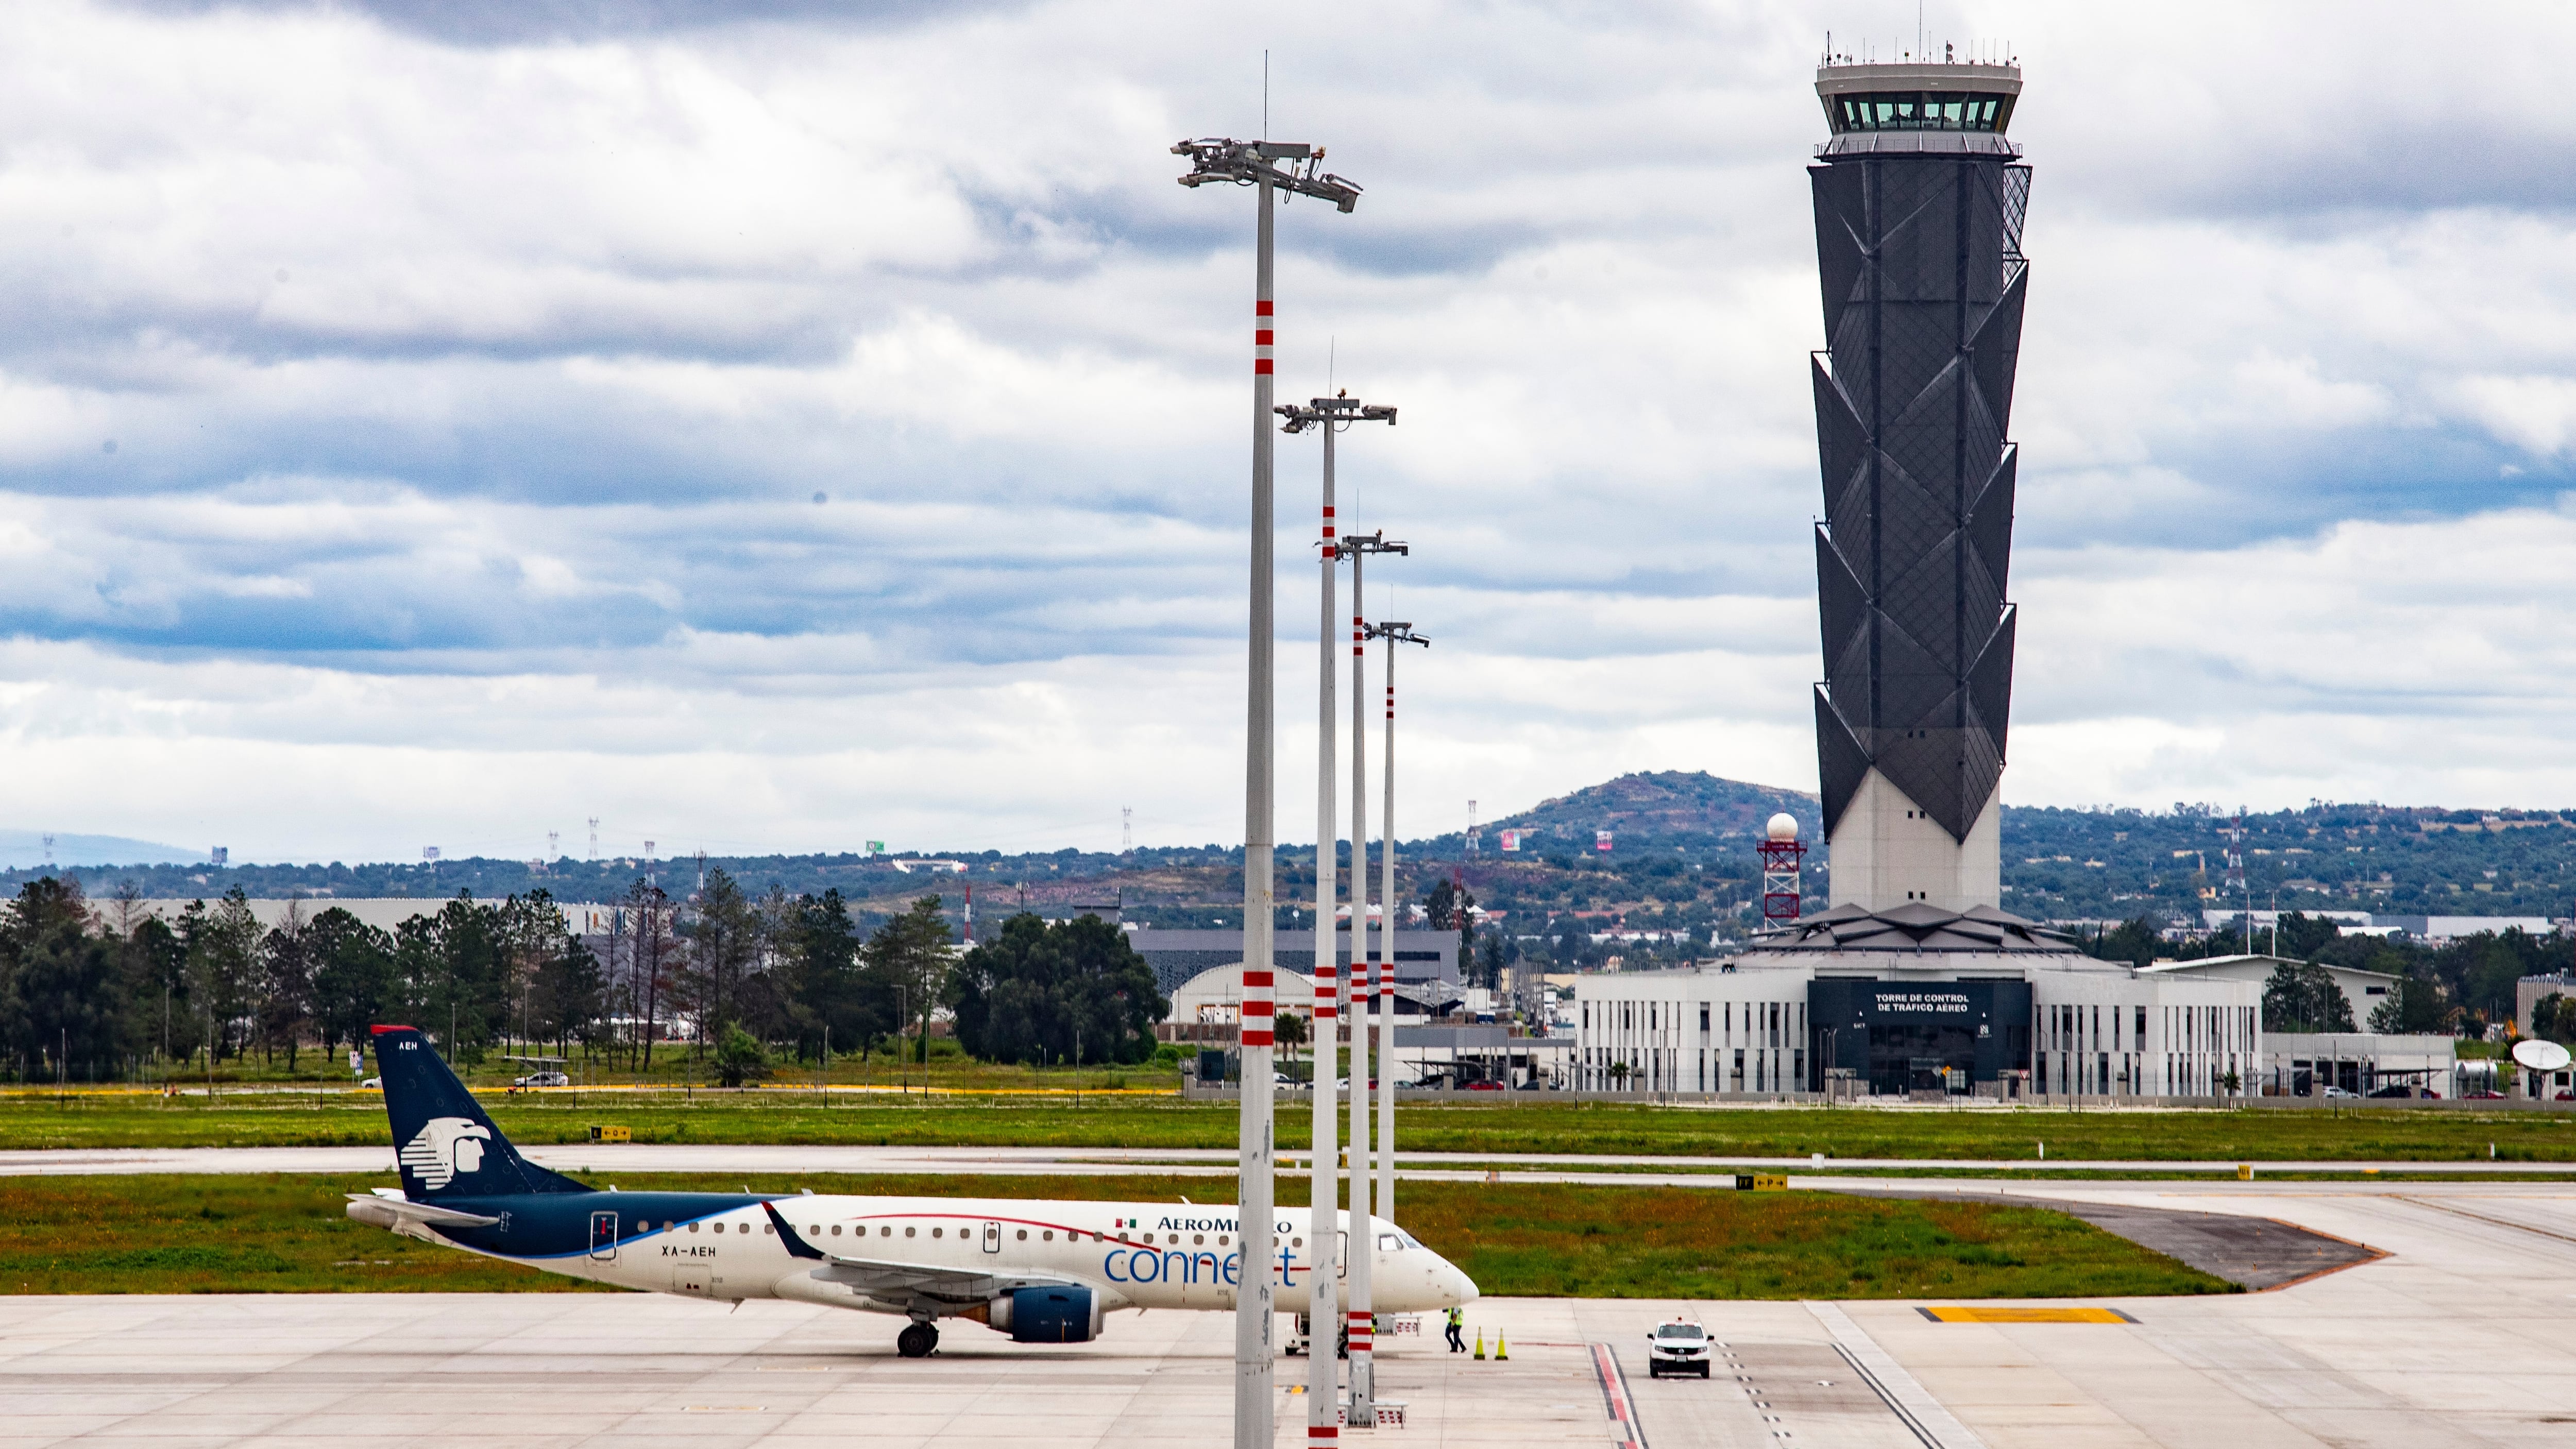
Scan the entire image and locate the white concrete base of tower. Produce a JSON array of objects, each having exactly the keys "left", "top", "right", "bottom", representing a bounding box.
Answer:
[{"left": 1825, "top": 767, "right": 2001, "bottom": 913}]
